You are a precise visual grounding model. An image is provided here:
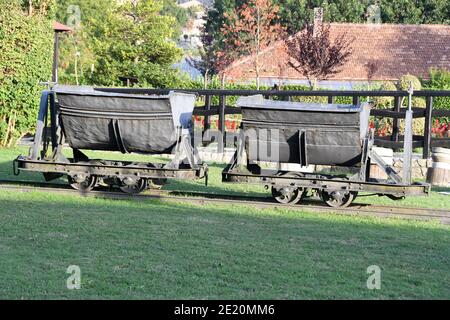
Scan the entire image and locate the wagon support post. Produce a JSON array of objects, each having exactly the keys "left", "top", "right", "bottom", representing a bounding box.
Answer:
[
  {"left": 424, "top": 96, "right": 433, "bottom": 159},
  {"left": 391, "top": 96, "right": 402, "bottom": 148},
  {"left": 203, "top": 95, "right": 212, "bottom": 146},
  {"left": 218, "top": 95, "right": 226, "bottom": 153},
  {"left": 31, "top": 91, "right": 56, "bottom": 160},
  {"left": 402, "top": 84, "right": 414, "bottom": 185}
]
